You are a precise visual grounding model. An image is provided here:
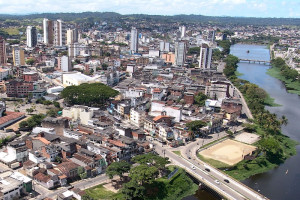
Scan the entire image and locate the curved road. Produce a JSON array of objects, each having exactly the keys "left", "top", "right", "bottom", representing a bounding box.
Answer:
[{"left": 153, "top": 135, "right": 267, "bottom": 200}]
